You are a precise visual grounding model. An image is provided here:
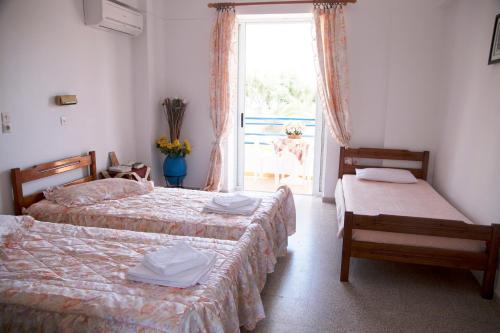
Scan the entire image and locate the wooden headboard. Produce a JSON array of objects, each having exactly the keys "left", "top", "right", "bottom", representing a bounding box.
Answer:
[
  {"left": 10, "top": 151, "right": 97, "bottom": 214},
  {"left": 338, "top": 147, "right": 429, "bottom": 180}
]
